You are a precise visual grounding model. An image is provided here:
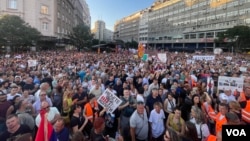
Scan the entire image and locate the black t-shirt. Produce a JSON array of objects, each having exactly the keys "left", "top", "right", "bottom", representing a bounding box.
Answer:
[
  {"left": 70, "top": 115, "right": 92, "bottom": 136},
  {"left": 72, "top": 92, "right": 87, "bottom": 108},
  {"left": 102, "top": 109, "right": 120, "bottom": 138},
  {"left": 0, "top": 124, "right": 31, "bottom": 141},
  {"left": 70, "top": 115, "right": 85, "bottom": 129}
]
